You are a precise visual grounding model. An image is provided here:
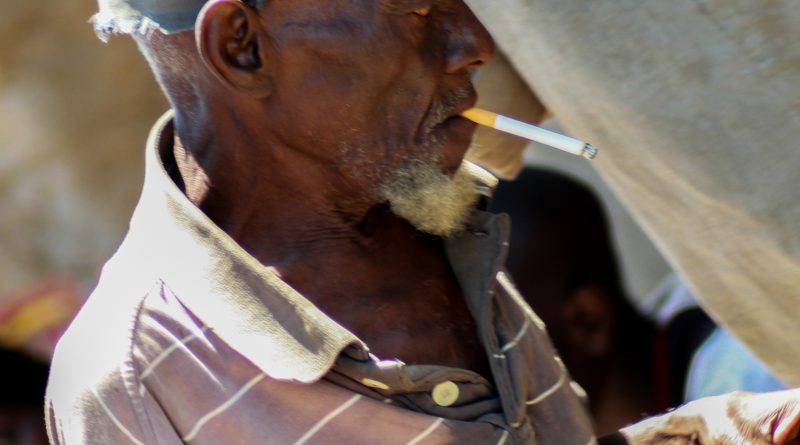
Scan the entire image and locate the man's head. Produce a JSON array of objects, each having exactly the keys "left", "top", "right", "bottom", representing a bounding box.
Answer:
[{"left": 101, "top": 0, "right": 495, "bottom": 236}]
